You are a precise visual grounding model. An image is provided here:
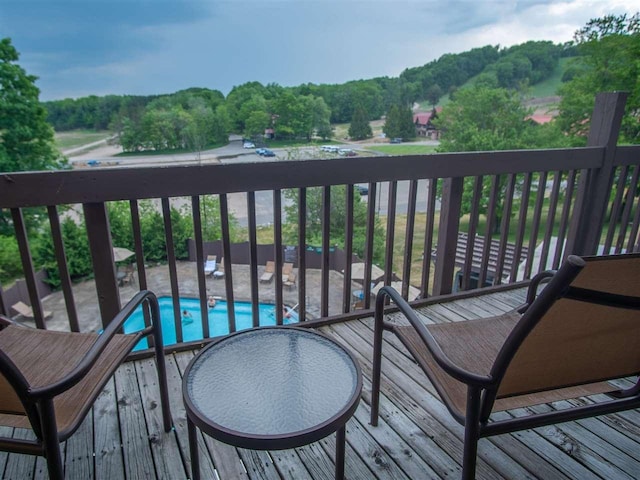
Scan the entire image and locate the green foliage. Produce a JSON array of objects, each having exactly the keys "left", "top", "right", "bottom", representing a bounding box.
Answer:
[
  {"left": 115, "top": 92, "right": 230, "bottom": 152},
  {"left": 0, "top": 235, "right": 22, "bottom": 284},
  {"left": 435, "top": 85, "right": 570, "bottom": 229},
  {"left": 36, "top": 218, "right": 92, "bottom": 289},
  {"left": 557, "top": 12, "right": 640, "bottom": 143},
  {"left": 0, "top": 38, "right": 66, "bottom": 173},
  {"left": 348, "top": 105, "right": 373, "bottom": 140},
  {"left": 282, "top": 187, "right": 385, "bottom": 264},
  {"left": 383, "top": 104, "right": 415, "bottom": 140}
]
